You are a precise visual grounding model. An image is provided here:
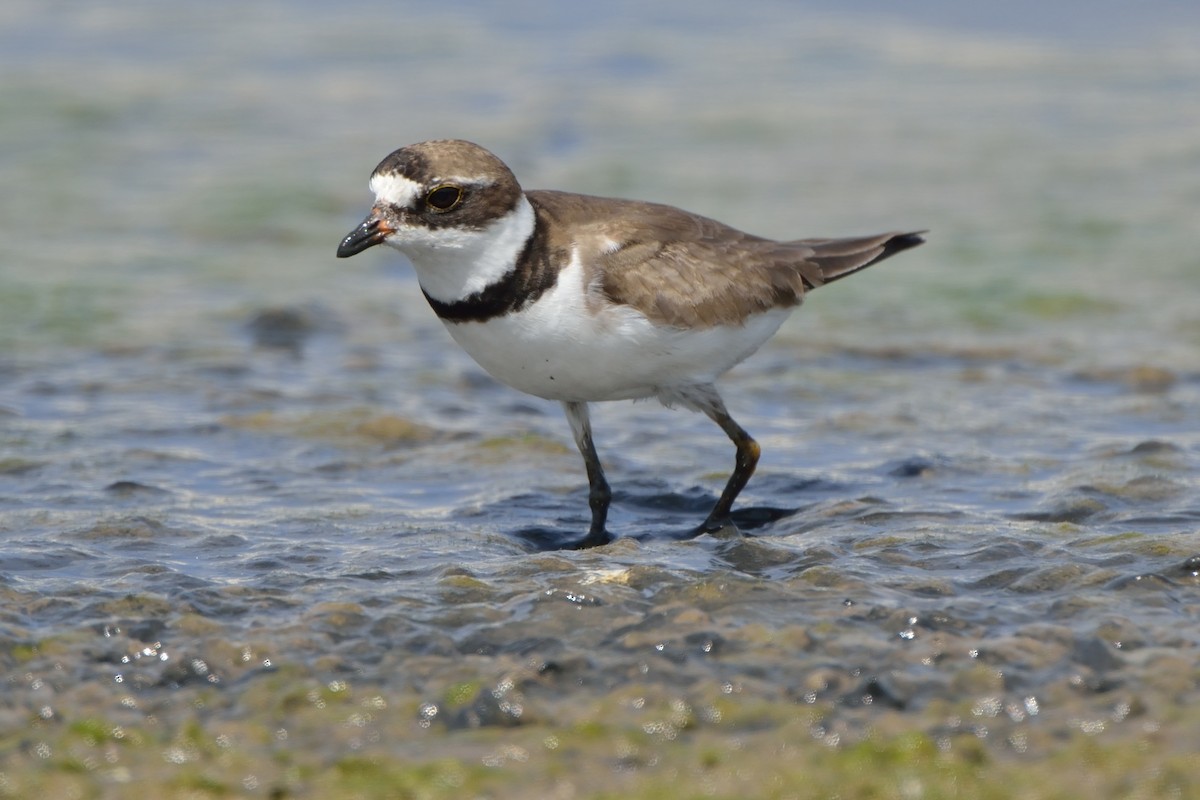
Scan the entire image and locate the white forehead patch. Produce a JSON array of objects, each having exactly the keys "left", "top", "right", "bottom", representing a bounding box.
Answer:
[{"left": 369, "top": 173, "right": 423, "bottom": 208}]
